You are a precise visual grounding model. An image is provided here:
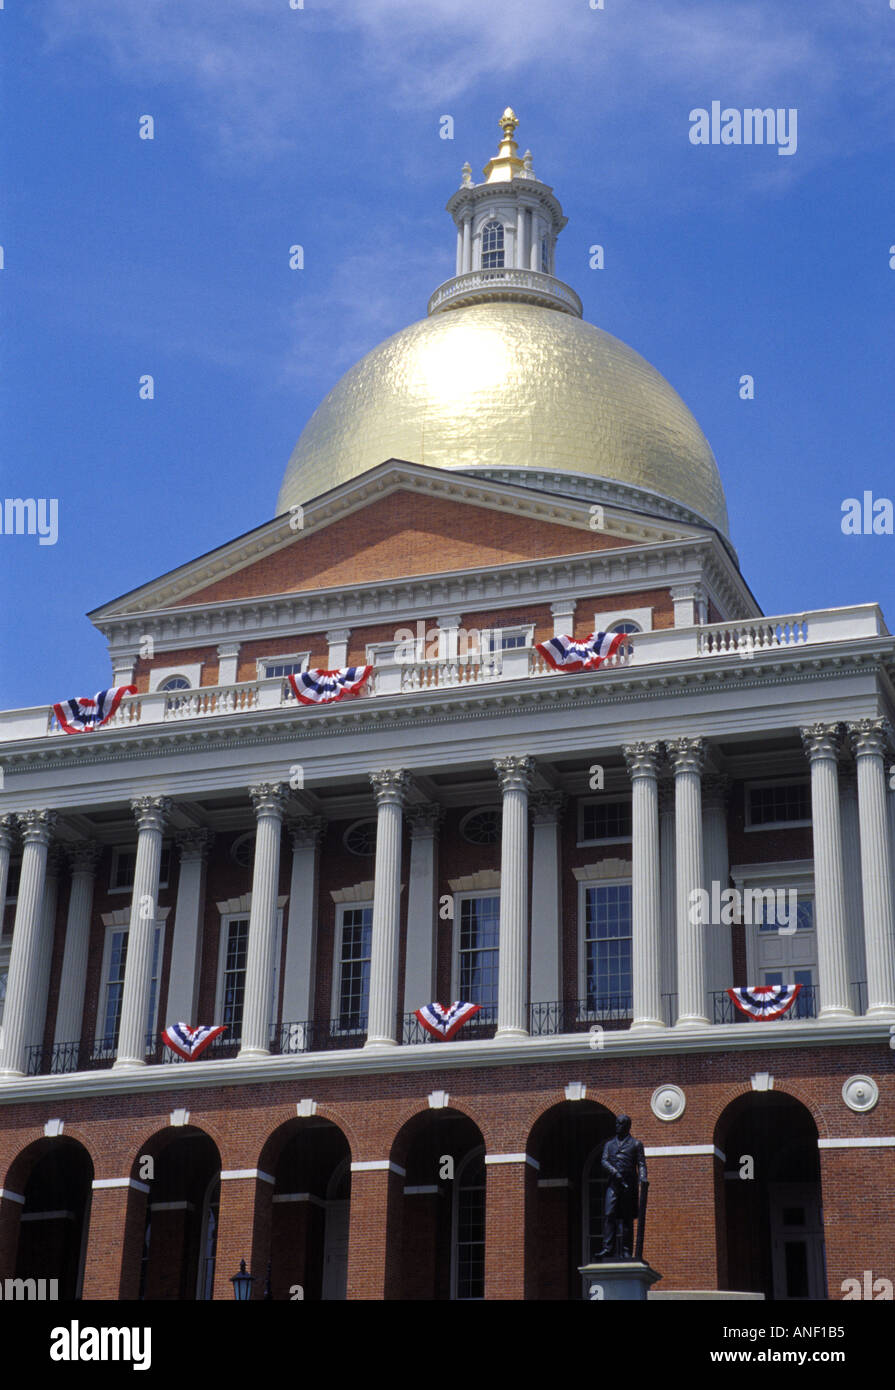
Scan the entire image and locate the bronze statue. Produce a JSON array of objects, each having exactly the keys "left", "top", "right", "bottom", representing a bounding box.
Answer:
[{"left": 598, "top": 1113, "right": 648, "bottom": 1260}]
